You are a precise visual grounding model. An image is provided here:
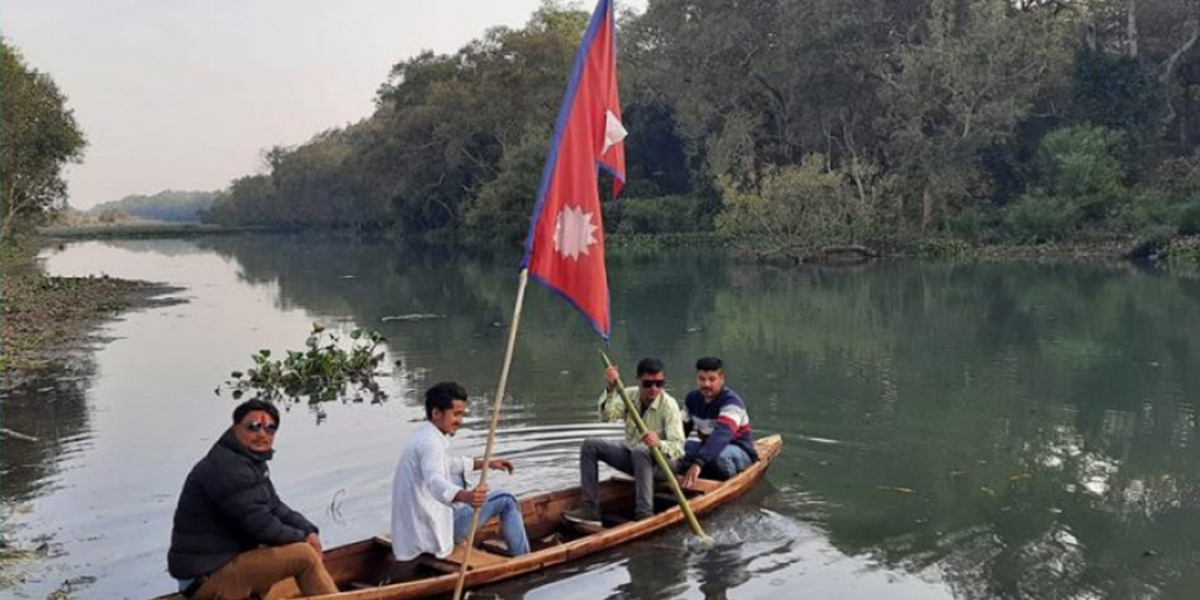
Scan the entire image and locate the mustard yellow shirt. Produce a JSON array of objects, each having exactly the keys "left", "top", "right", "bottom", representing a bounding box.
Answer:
[{"left": 598, "top": 386, "right": 686, "bottom": 460}]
